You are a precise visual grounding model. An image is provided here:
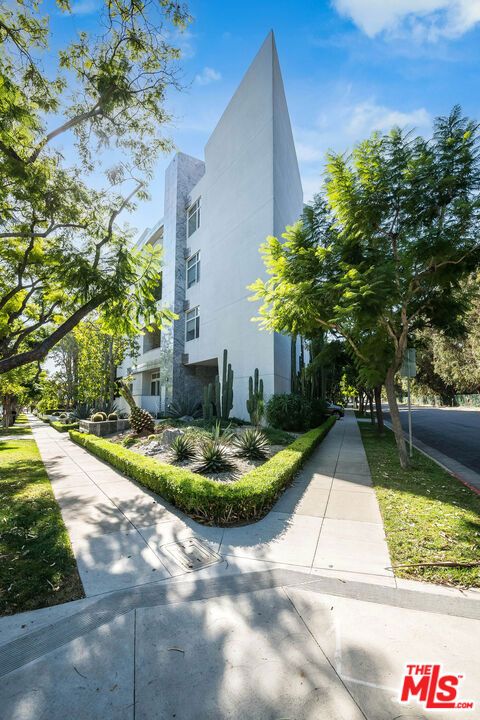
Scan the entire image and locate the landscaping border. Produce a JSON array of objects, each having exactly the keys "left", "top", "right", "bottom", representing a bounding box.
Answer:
[
  {"left": 50, "top": 421, "right": 79, "bottom": 432},
  {"left": 69, "top": 417, "right": 335, "bottom": 525}
]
